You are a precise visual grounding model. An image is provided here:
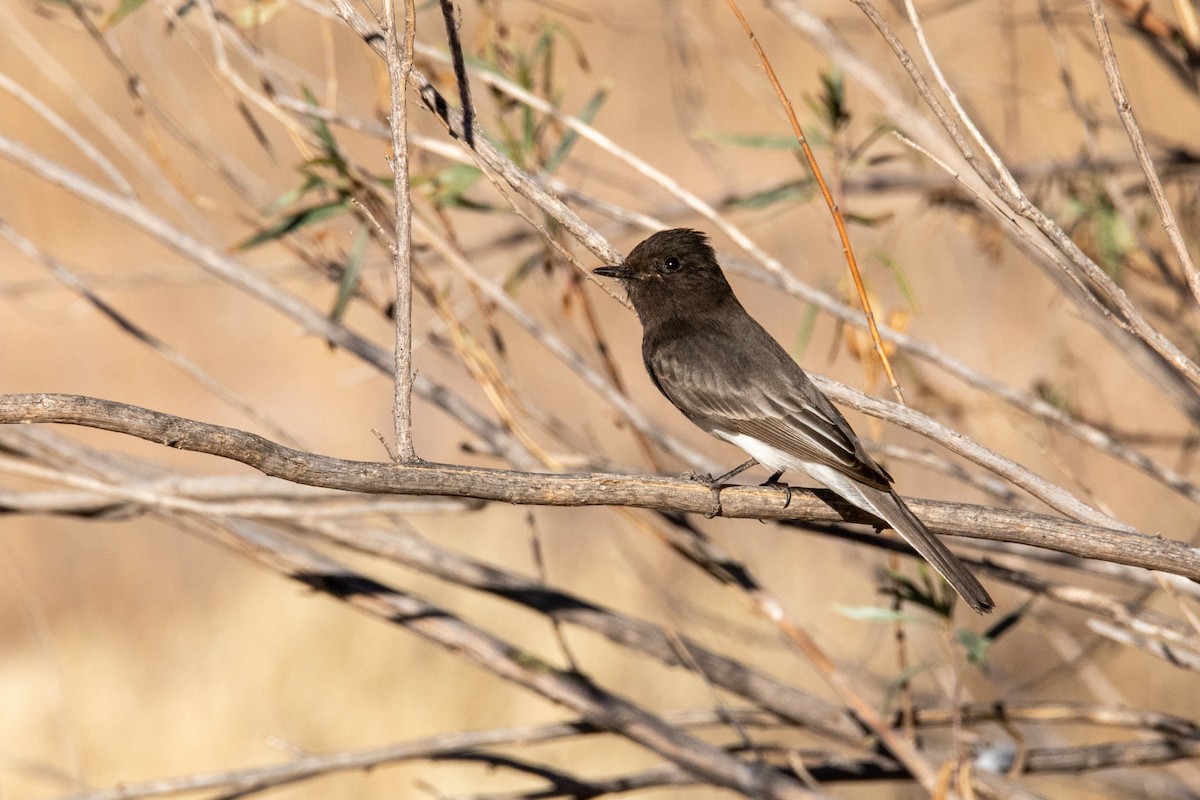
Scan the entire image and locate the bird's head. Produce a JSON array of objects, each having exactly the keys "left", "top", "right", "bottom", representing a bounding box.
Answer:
[{"left": 593, "top": 229, "right": 733, "bottom": 319}]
